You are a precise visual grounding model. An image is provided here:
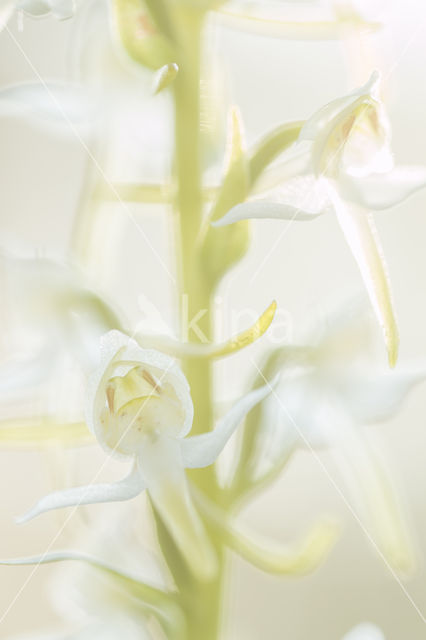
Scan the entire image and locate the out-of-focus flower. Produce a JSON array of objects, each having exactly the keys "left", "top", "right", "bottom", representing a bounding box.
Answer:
[
  {"left": 342, "top": 622, "right": 386, "bottom": 640},
  {"left": 214, "top": 72, "right": 426, "bottom": 367},
  {"left": 215, "top": 0, "right": 380, "bottom": 40},
  {"left": 3, "top": 499, "right": 187, "bottom": 639},
  {"left": 256, "top": 299, "right": 424, "bottom": 571},
  {"left": 0, "top": 253, "right": 122, "bottom": 446},
  {"left": 0, "top": 0, "right": 14, "bottom": 29},
  {"left": 18, "top": 0, "right": 77, "bottom": 19},
  {"left": 0, "top": 0, "right": 79, "bottom": 32},
  {"left": 18, "top": 329, "right": 276, "bottom": 580}
]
